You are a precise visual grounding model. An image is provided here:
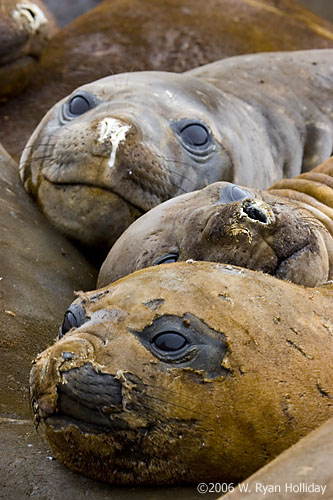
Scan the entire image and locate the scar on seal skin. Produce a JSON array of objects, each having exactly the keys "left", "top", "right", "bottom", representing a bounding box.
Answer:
[
  {"left": 0, "top": 0, "right": 56, "bottom": 97},
  {"left": 98, "top": 157, "right": 333, "bottom": 288},
  {"left": 19, "top": 49, "right": 333, "bottom": 260},
  {"left": 30, "top": 262, "right": 333, "bottom": 485}
]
